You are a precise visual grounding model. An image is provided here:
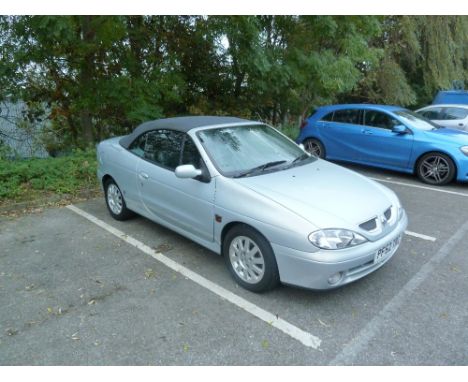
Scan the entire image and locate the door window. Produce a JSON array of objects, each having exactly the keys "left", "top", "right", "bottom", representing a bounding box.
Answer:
[
  {"left": 442, "top": 107, "right": 468, "bottom": 120},
  {"left": 419, "top": 107, "right": 443, "bottom": 120},
  {"left": 363, "top": 110, "right": 400, "bottom": 130},
  {"left": 332, "top": 109, "right": 361, "bottom": 125},
  {"left": 129, "top": 129, "right": 184, "bottom": 170},
  {"left": 181, "top": 137, "right": 203, "bottom": 168}
]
